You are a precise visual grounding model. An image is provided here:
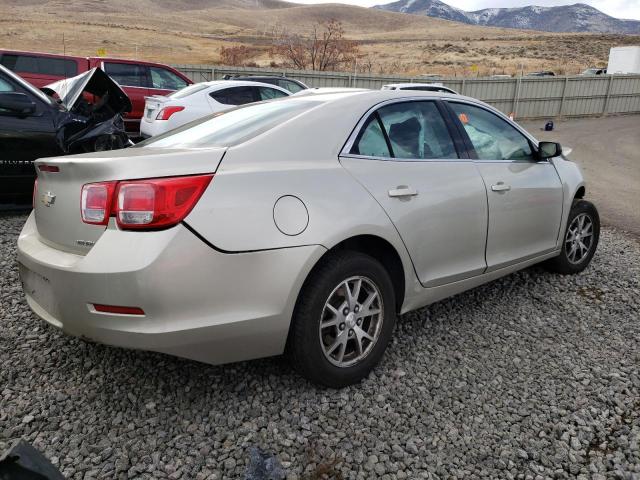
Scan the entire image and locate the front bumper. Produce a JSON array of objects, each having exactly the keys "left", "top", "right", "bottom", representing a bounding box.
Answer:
[{"left": 17, "top": 213, "right": 325, "bottom": 364}]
